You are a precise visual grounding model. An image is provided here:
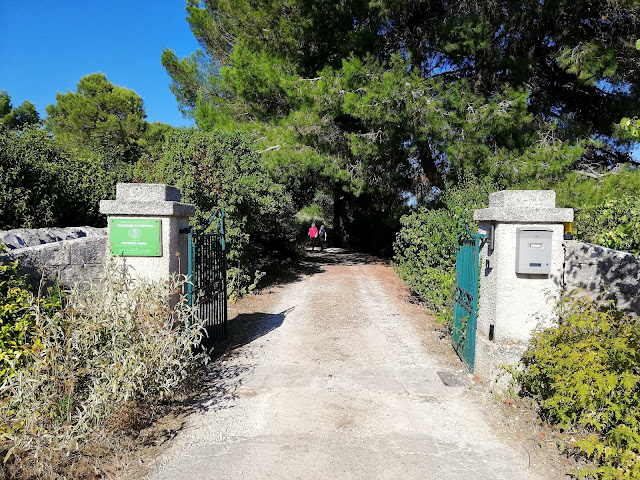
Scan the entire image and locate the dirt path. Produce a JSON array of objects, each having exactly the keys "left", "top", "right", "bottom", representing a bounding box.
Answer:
[{"left": 144, "top": 249, "right": 559, "bottom": 479}]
